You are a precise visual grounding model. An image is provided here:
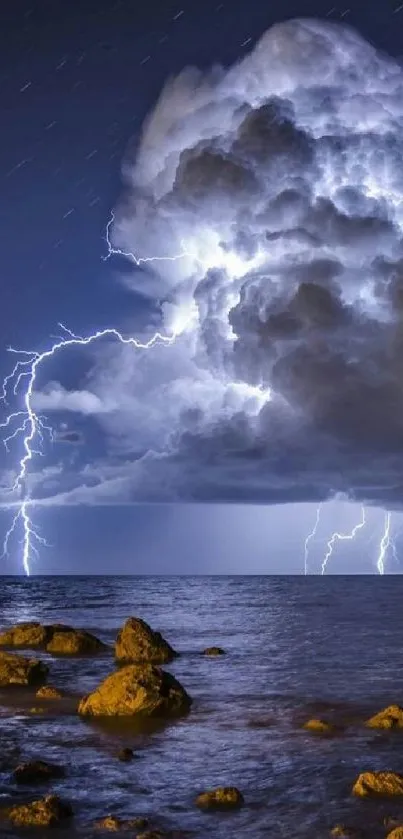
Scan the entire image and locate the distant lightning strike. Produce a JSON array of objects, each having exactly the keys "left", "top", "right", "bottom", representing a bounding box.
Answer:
[
  {"left": 320, "top": 506, "right": 367, "bottom": 575},
  {"left": 376, "top": 511, "right": 391, "bottom": 575},
  {"left": 304, "top": 505, "right": 321, "bottom": 575}
]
